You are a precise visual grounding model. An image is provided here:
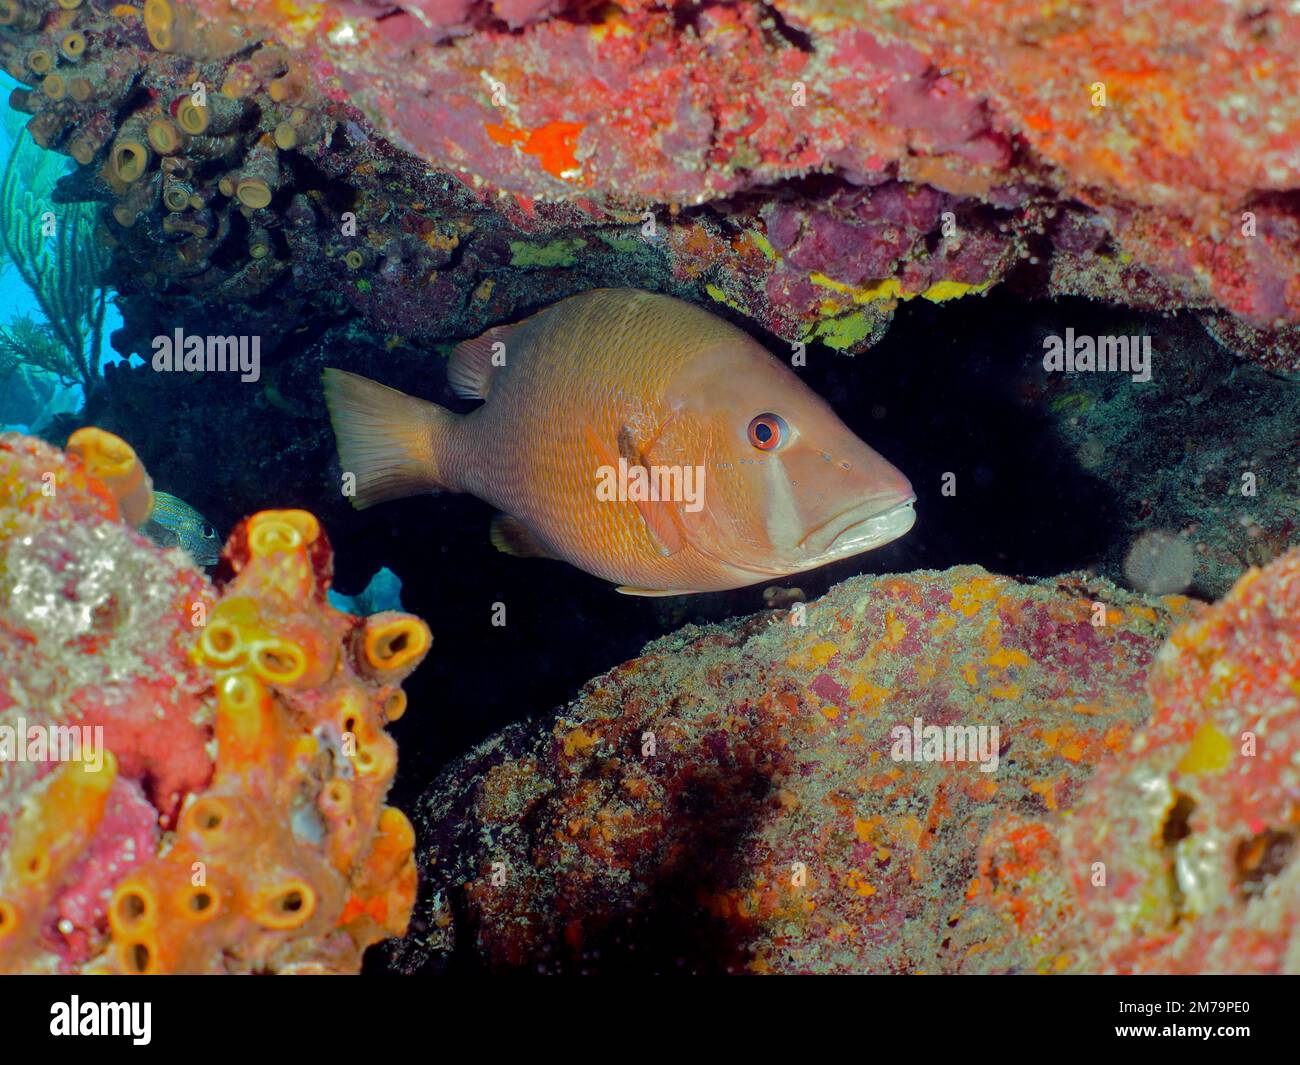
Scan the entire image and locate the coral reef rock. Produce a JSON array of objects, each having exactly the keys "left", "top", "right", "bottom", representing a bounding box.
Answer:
[
  {"left": 0, "top": 429, "right": 429, "bottom": 974},
  {"left": 0, "top": 0, "right": 1296, "bottom": 369},
  {"left": 969, "top": 547, "right": 1300, "bottom": 973},
  {"left": 391, "top": 564, "right": 1207, "bottom": 974}
]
